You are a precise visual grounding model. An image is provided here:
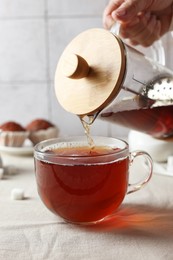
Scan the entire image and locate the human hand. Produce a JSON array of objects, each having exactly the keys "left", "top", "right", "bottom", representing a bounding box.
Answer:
[{"left": 103, "top": 0, "right": 173, "bottom": 46}]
